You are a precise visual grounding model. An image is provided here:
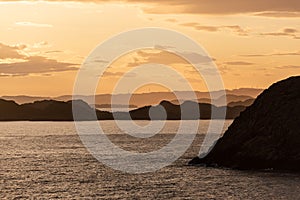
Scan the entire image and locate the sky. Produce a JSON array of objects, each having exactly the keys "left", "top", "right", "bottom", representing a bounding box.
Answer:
[{"left": 0, "top": 0, "right": 299, "bottom": 96}]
